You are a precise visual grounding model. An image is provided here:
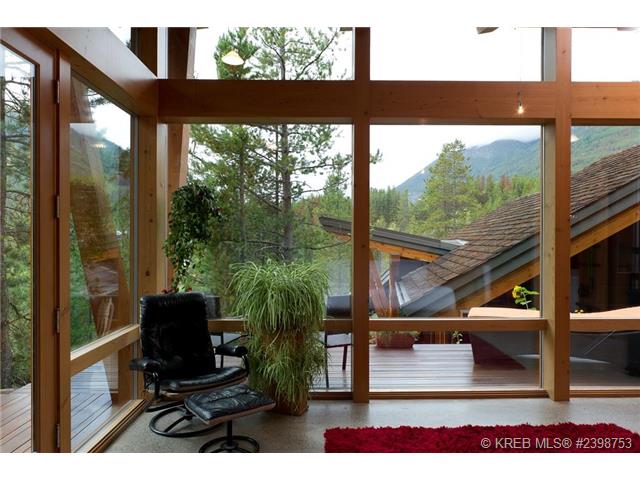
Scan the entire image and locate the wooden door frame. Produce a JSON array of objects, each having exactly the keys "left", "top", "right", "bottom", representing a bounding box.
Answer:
[{"left": 0, "top": 28, "right": 60, "bottom": 452}]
